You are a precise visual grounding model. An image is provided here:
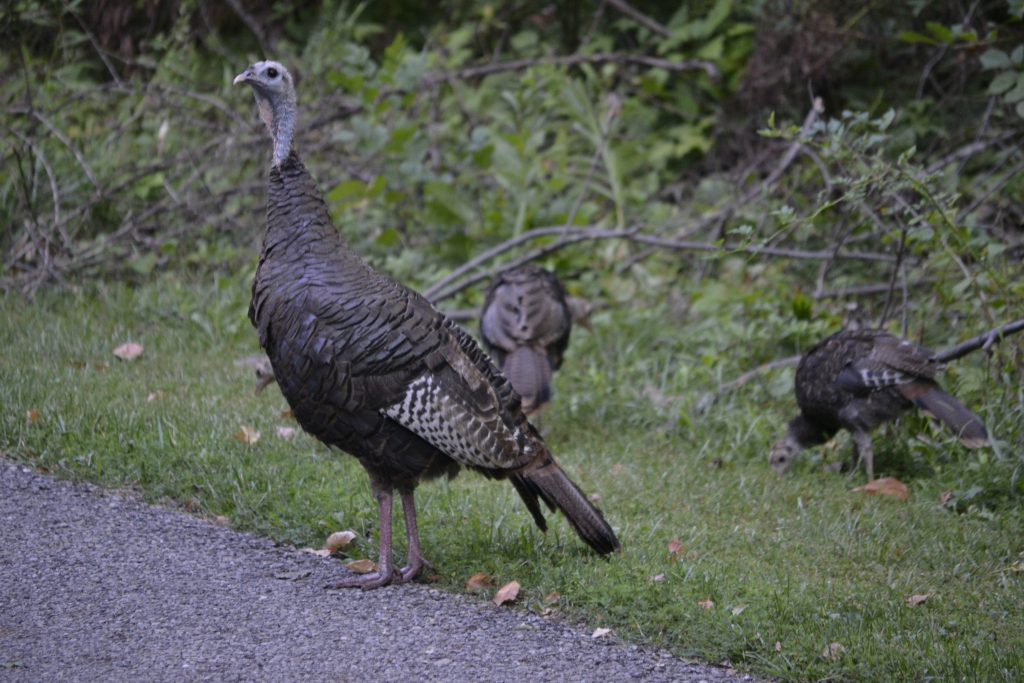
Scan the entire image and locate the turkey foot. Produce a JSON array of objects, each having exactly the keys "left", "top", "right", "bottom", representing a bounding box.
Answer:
[{"left": 327, "top": 491, "right": 403, "bottom": 590}]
